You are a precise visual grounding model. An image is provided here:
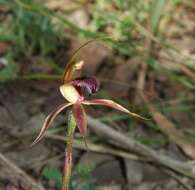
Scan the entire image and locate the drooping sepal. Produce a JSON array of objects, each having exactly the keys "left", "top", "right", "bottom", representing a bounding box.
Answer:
[
  {"left": 72, "top": 103, "right": 87, "bottom": 136},
  {"left": 31, "top": 103, "right": 72, "bottom": 146}
]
